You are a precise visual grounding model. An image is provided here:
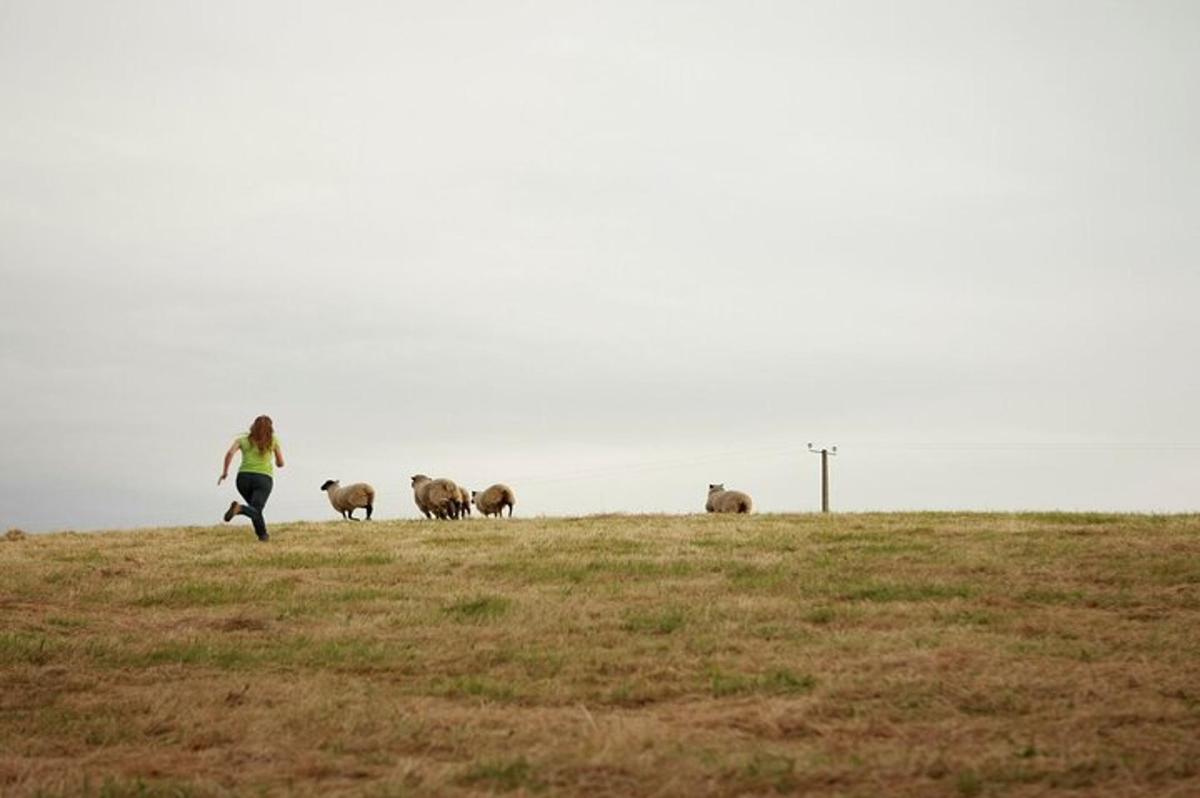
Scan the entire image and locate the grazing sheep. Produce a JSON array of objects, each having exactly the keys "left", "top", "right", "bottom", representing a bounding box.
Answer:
[
  {"left": 458, "top": 485, "right": 472, "bottom": 517},
  {"left": 706, "top": 483, "right": 753, "bottom": 514},
  {"left": 411, "top": 474, "right": 462, "bottom": 520},
  {"left": 472, "top": 484, "right": 516, "bottom": 518},
  {"left": 320, "top": 480, "right": 376, "bottom": 520}
]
